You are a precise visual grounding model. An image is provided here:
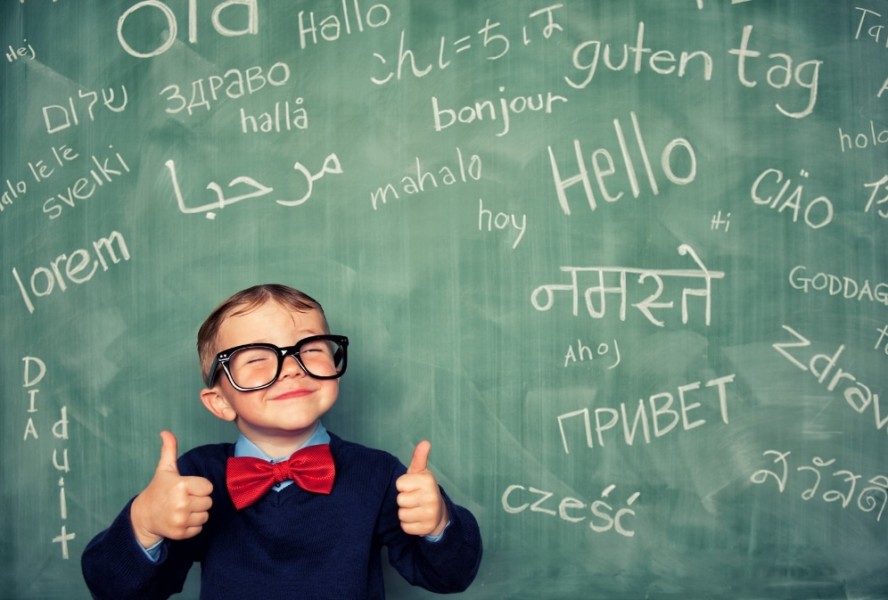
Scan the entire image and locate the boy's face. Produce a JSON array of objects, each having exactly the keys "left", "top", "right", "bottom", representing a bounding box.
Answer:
[{"left": 199, "top": 300, "right": 339, "bottom": 454}]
